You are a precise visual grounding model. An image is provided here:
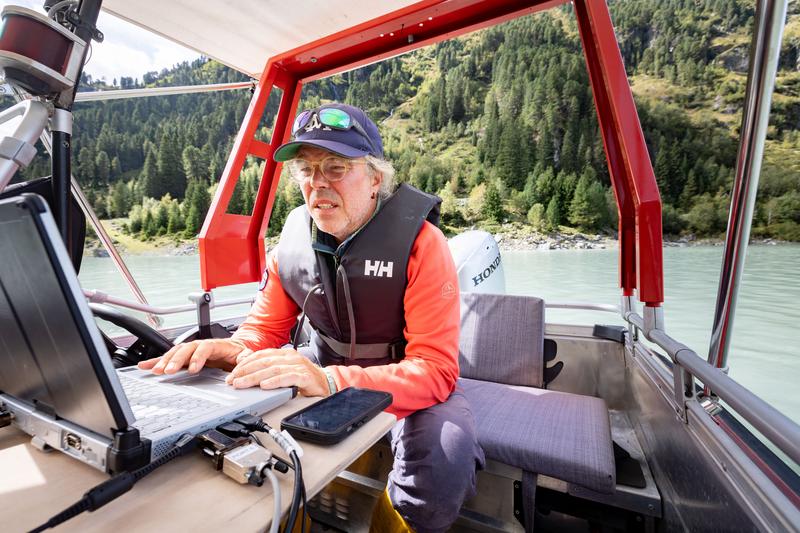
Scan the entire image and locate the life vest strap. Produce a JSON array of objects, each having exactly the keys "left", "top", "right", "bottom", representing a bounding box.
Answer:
[{"left": 317, "top": 331, "right": 405, "bottom": 360}]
